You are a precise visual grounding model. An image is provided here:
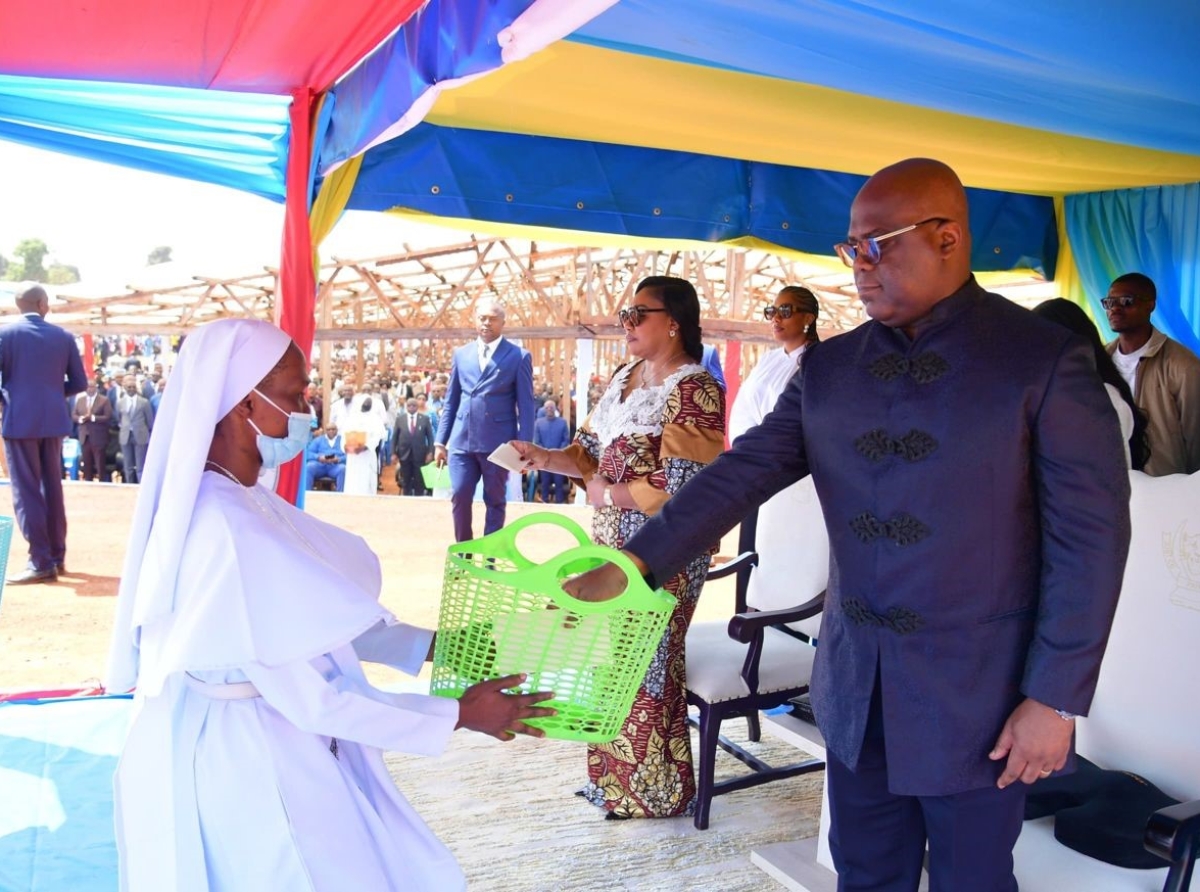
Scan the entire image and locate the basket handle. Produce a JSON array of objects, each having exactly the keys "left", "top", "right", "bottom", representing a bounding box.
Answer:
[
  {"left": 532, "top": 543, "right": 675, "bottom": 616},
  {"left": 451, "top": 511, "right": 592, "bottom": 568}
]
